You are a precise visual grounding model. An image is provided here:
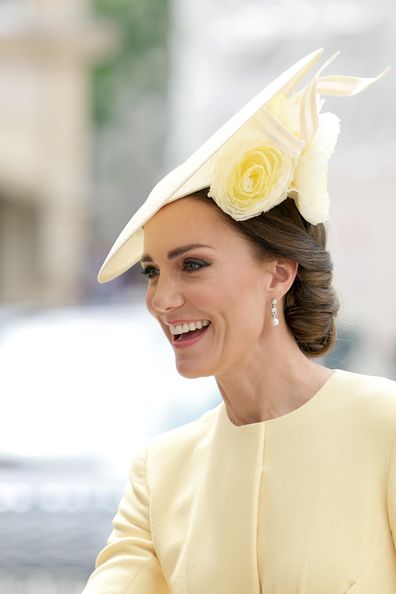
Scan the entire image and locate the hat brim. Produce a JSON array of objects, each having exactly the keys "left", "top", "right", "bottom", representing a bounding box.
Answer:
[{"left": 97, "top": 48, "right": 325, "bottom": 283}]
